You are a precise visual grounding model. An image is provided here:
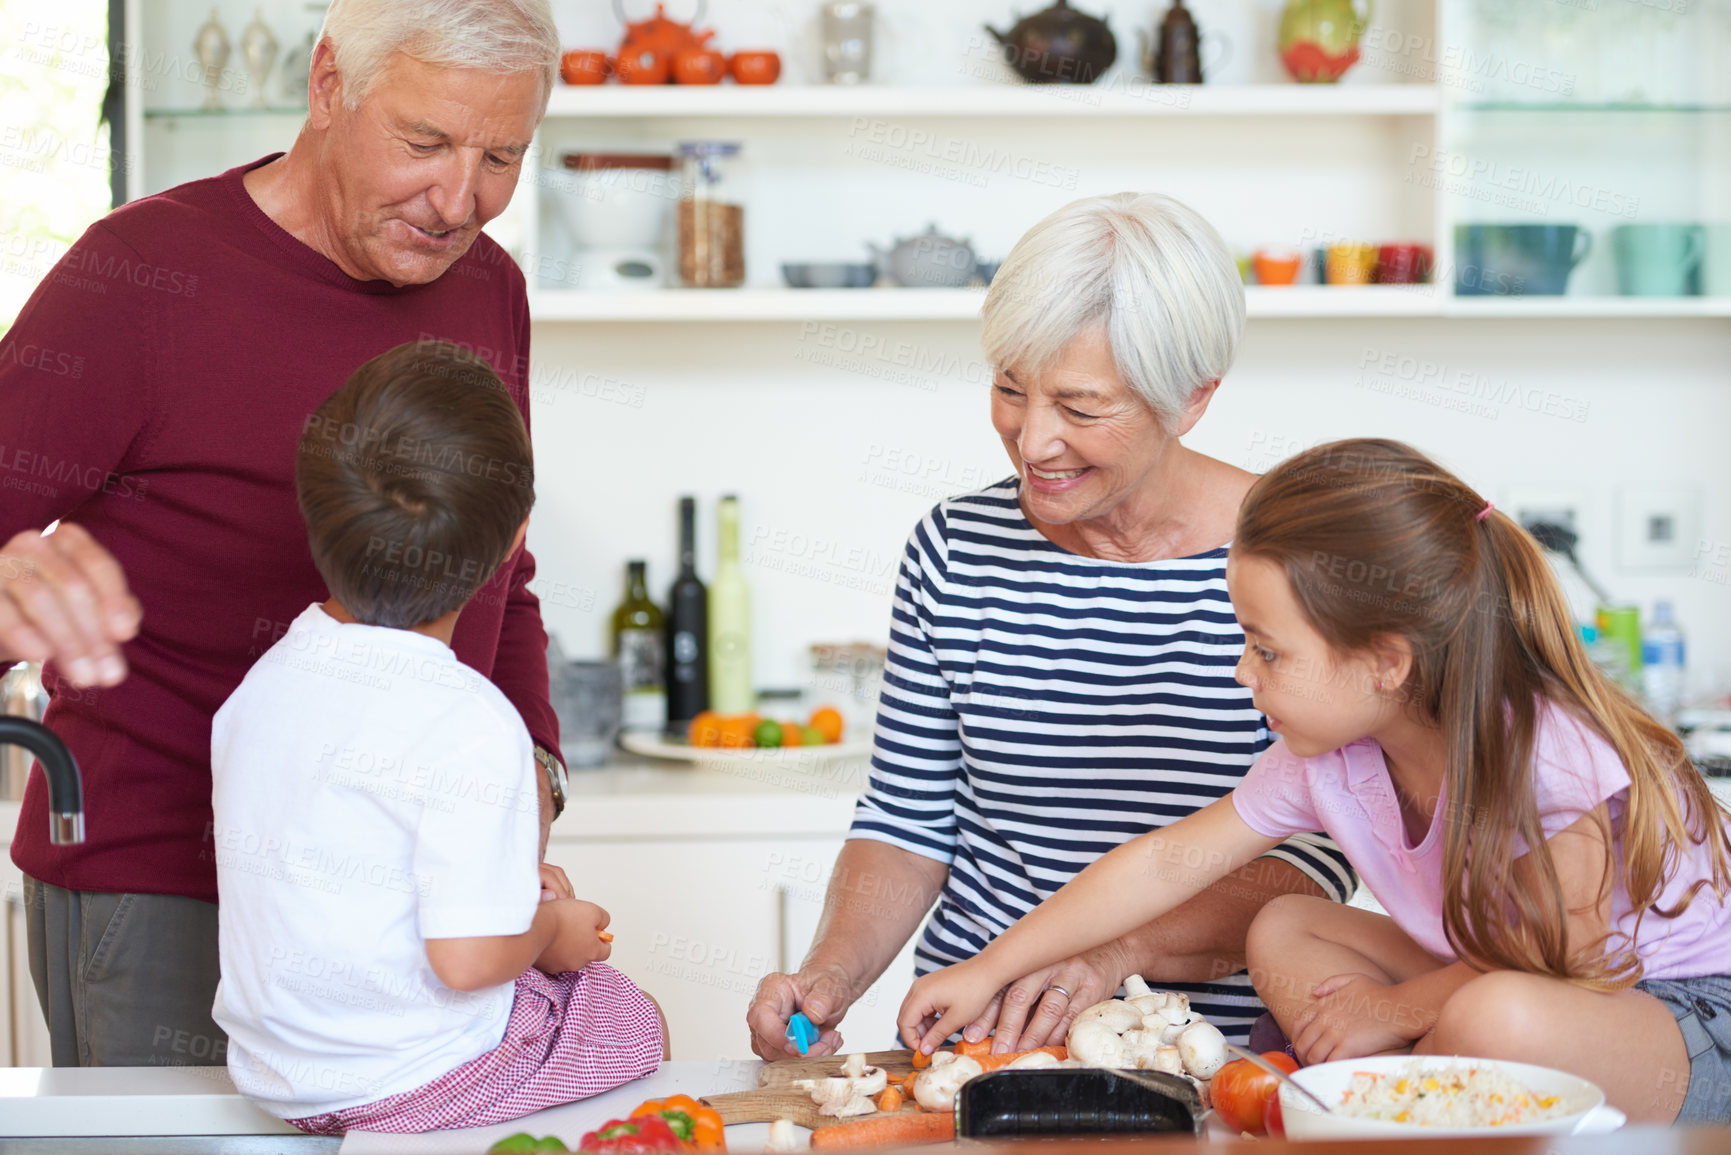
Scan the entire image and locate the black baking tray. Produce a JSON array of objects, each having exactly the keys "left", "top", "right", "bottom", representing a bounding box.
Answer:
[{"left": 954, "top": 1069, "right": 1203, "bottom": 1138}]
